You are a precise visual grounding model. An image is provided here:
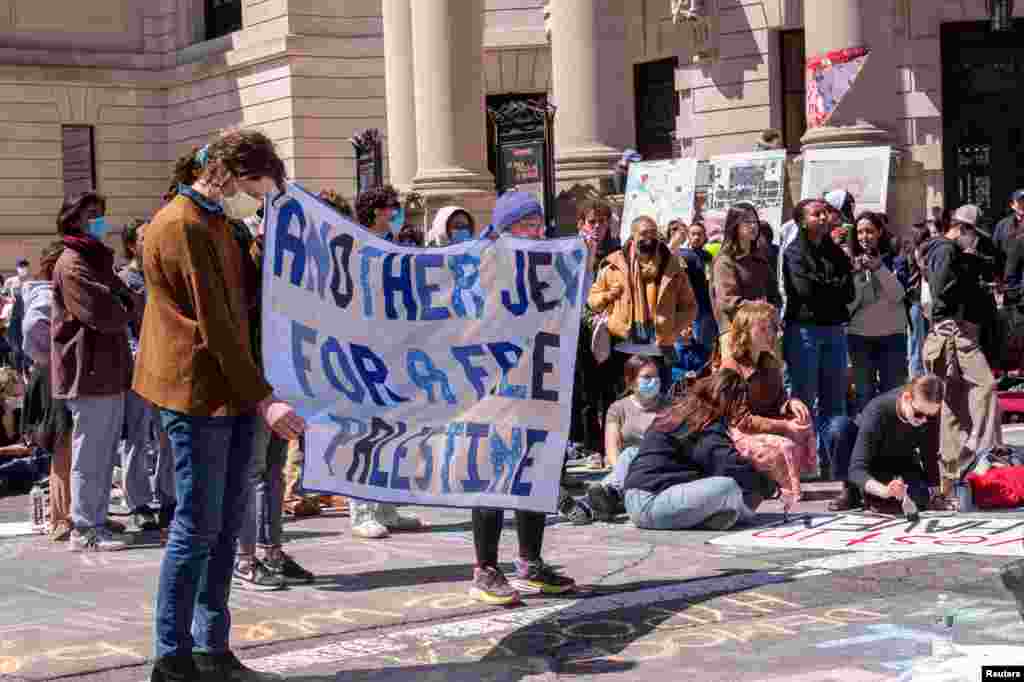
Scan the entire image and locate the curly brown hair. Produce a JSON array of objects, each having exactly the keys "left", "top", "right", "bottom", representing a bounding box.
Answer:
[
  {"left": 355, "top": 185, "right": 399, "bottom": 229},
  {"left": 163, "top": 146, "right": 204, "bottom": 202},
  {"left": 725, "top": 301, "right": 781, "bottom": 369},
  {"left": 318, "top": 189, "right": 353, "bottom": 218},
  {"left": 205, "top": 130, "right": 286, "bottom": 189}
]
